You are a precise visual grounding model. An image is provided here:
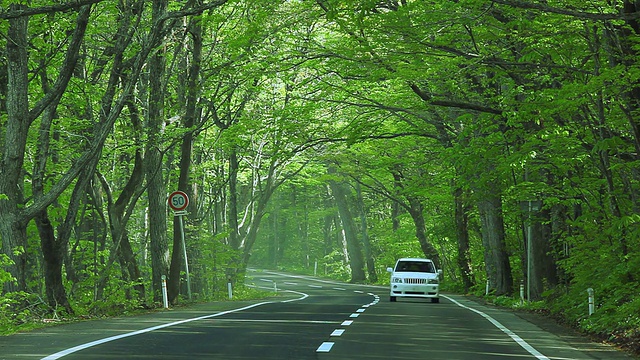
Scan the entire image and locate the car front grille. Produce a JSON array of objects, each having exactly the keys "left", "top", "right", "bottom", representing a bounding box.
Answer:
[{"left": 404, "top": 278, "right": 427, "bottom": 284}]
